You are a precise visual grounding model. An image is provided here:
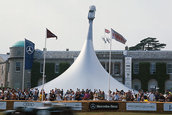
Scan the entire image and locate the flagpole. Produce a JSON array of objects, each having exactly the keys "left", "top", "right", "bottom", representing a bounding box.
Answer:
[
  {"left": 41, "top": 28, "right": 57, "bottom": 101},
  {"left": 42, "top": 31, "right": 47, "bottom": 102},
  {"left": 22, "top": 39, "right": 26, "bottom": 91},
  {"left": 104, "top": 28, "right": 106, "bottom": 39},
  {"left": 108, "top": 32, "right": 112, "bottom": 95}
]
